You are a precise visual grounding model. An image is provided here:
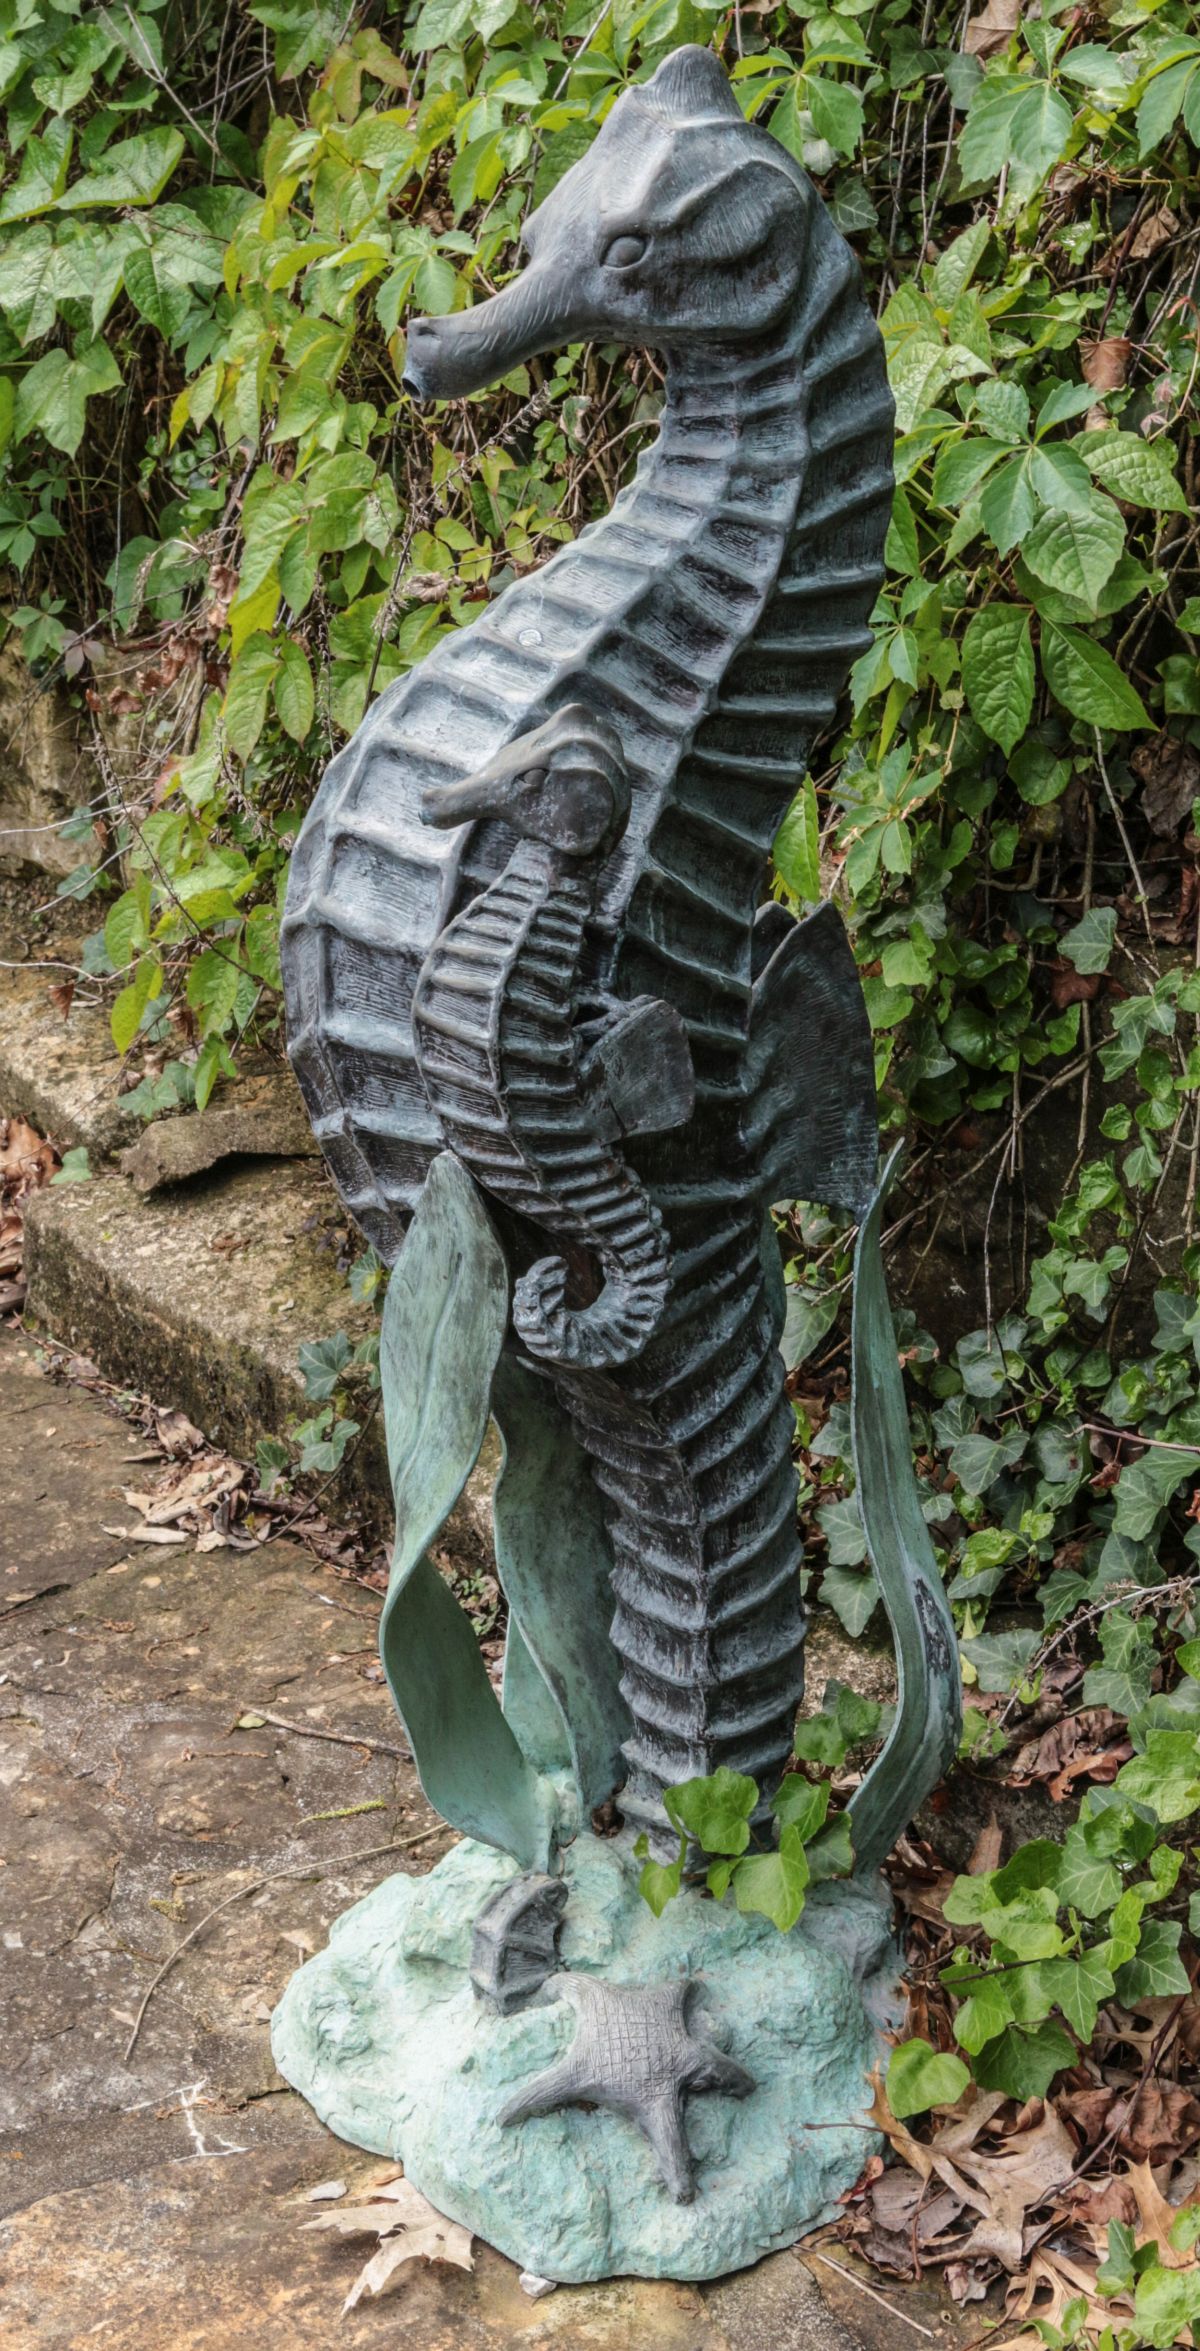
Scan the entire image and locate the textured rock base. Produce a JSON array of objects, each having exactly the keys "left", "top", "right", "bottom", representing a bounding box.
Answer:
[{"left": 271, "top": 1830, "right": 901, "bottom": 2284}]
